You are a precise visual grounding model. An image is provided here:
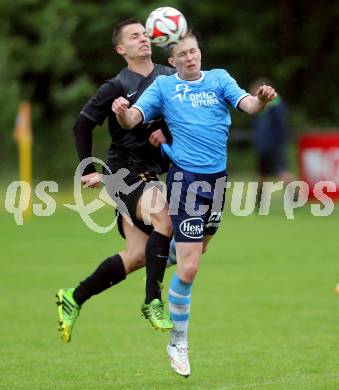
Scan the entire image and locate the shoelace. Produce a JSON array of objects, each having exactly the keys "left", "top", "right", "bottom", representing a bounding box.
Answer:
[
  {"left": 176, "top": 342, "right": 188, "bottom": 355},
  {"left": 159, "top": 302, "right": 171, "bottom": 321},
  {"left": 175, "top": 343, "right": 189, "bottom": 365},
  {"left": 153, "top": 302, "right": 164, "bottom": 319}
]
